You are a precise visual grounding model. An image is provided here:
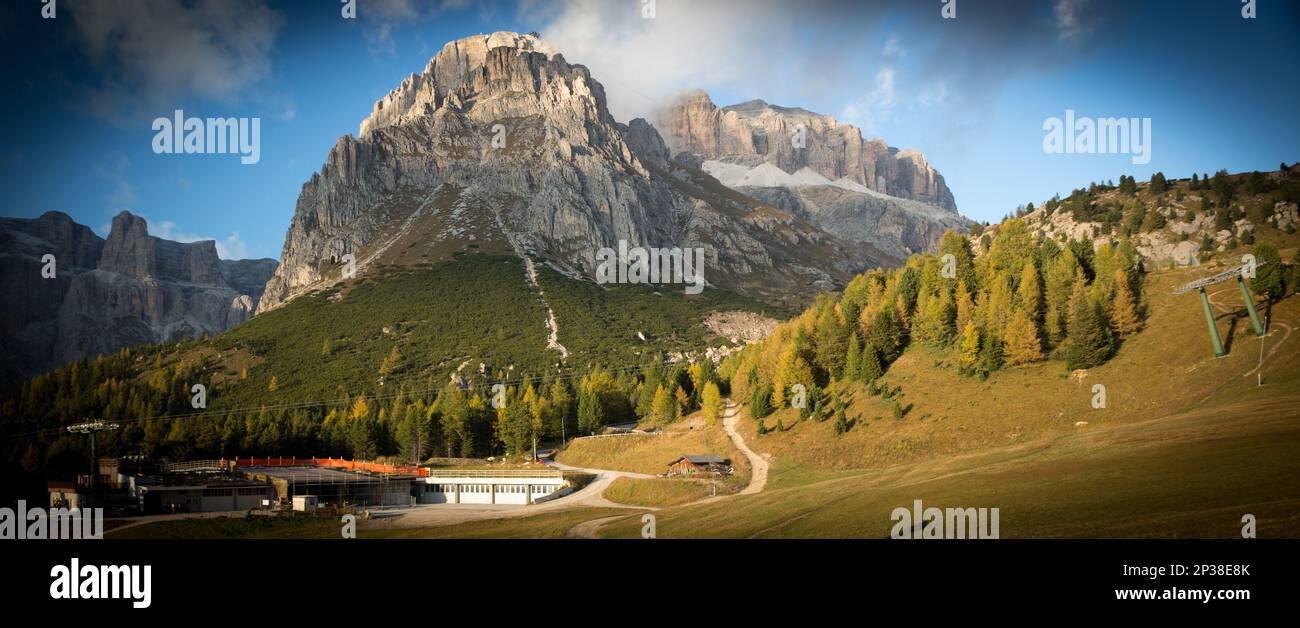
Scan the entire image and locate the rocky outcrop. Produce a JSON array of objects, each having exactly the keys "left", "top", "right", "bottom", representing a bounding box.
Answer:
[
  {"left": 0, "top": 211, "right": 277, "bottom": 389},
  {"left": 974, "top": 173, "right": 1299, "bottom": 269},
  {"left": 221, "top": 258, "right": 278, "bottom": 304},
  {"left": 259, "top": 32, "right": 895, "bottom": 314},
  {"left": 656, "top": 90, "right": 958, "bottom": 212},
  {"left": 741, "top": 184, "right": 970, "bottom": 259}
]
